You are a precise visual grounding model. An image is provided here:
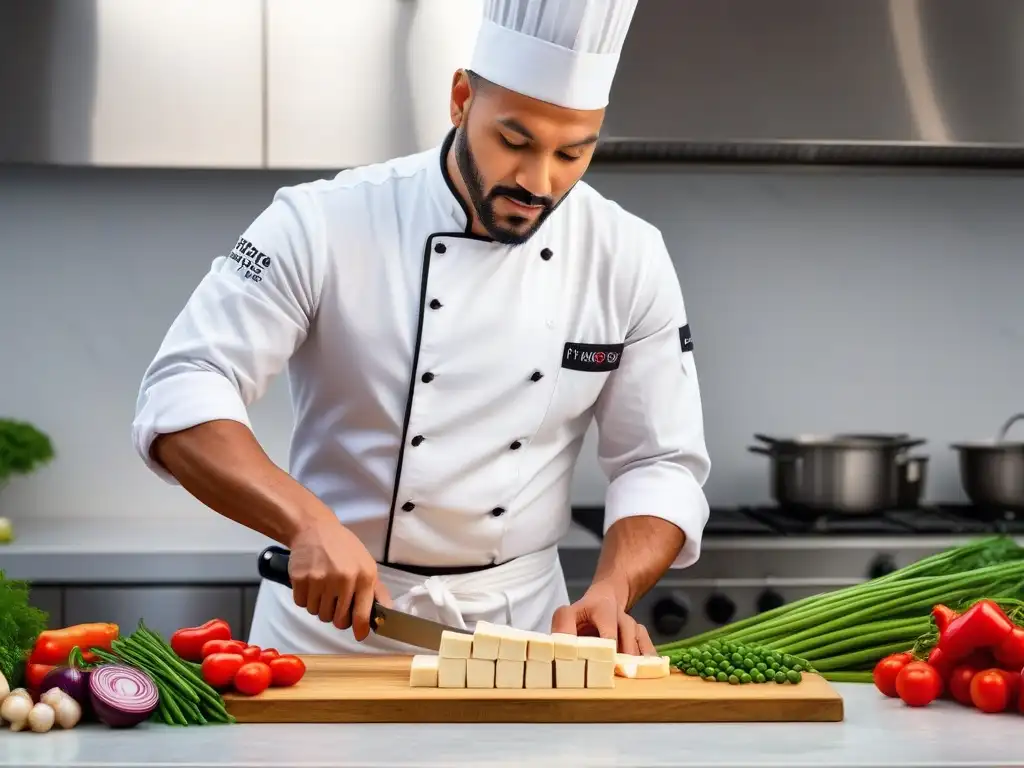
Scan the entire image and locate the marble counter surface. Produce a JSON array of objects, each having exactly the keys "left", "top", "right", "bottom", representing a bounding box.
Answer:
[{"left": 1, "top": 683, "right": 1020, "bottom": 768}]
